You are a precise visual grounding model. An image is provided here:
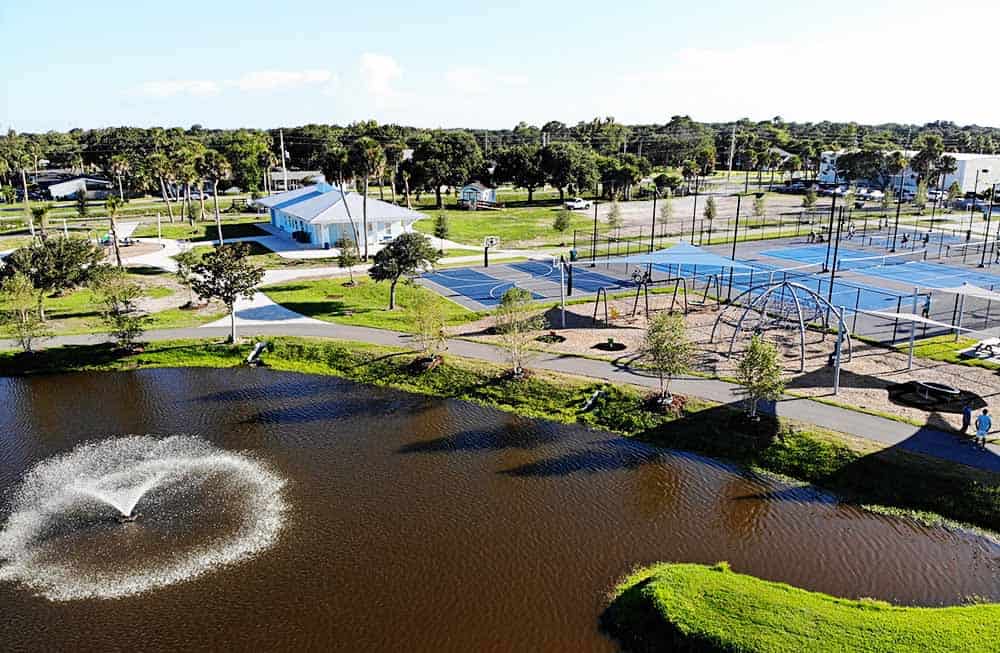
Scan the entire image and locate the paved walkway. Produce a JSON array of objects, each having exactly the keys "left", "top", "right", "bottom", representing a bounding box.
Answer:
[{"left": 10, "top": 321, "right": 999, "bottom": 473}]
